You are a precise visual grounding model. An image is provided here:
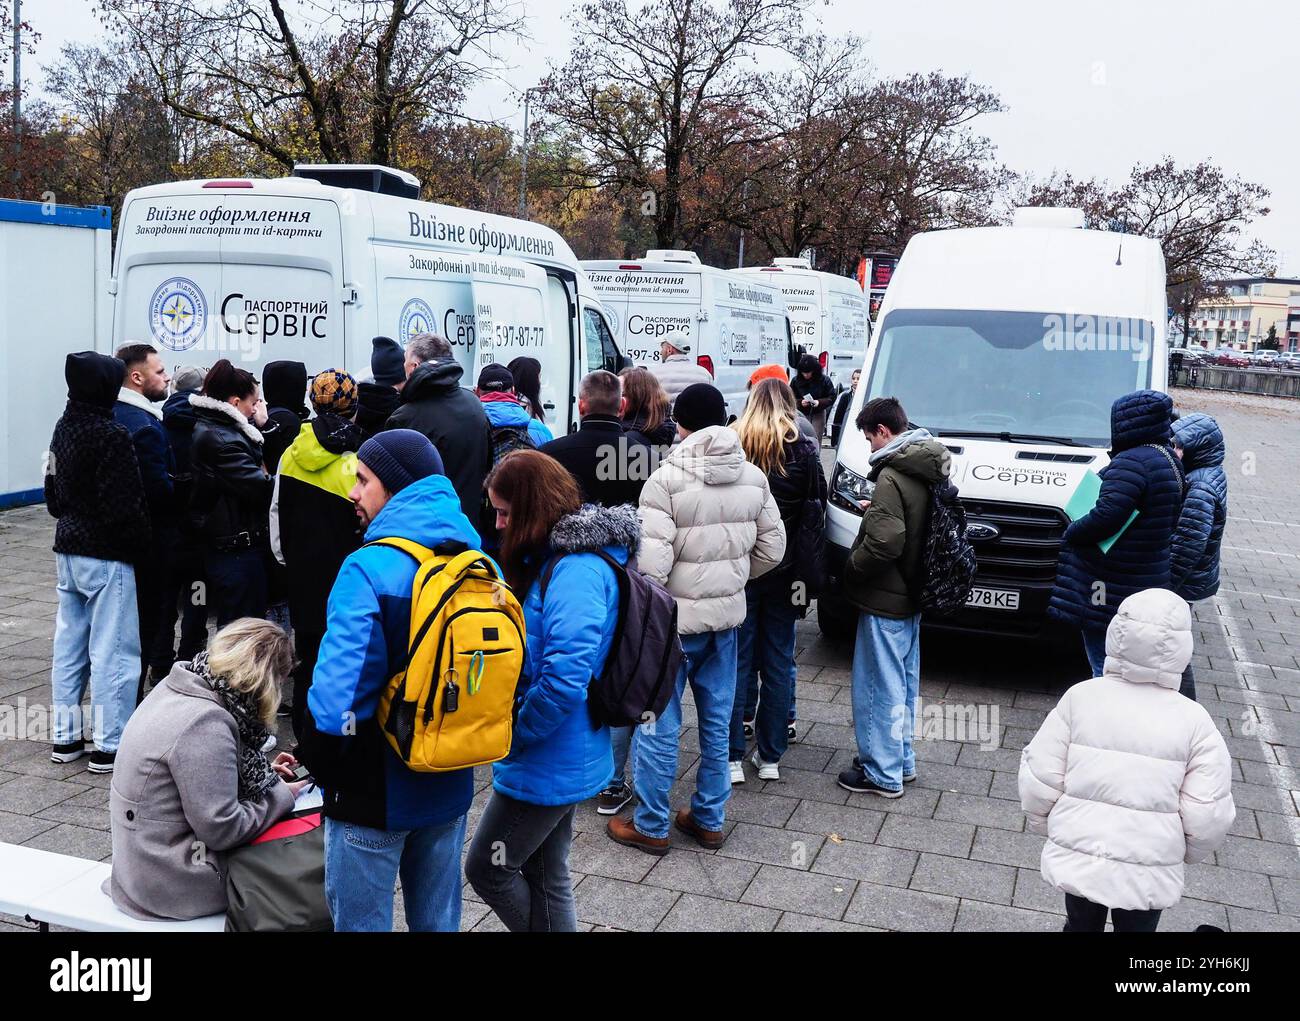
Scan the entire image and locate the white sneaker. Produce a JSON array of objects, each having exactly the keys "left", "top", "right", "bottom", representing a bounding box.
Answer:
[
  {"left": 750, "top": 750, "right": 779, "bottom": 781},
  {"left": 261, "top": 733, "right": 277, "bottom": 753},
  {"left": 729, "top": 760, "right": 745, "bottom": 785}
]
